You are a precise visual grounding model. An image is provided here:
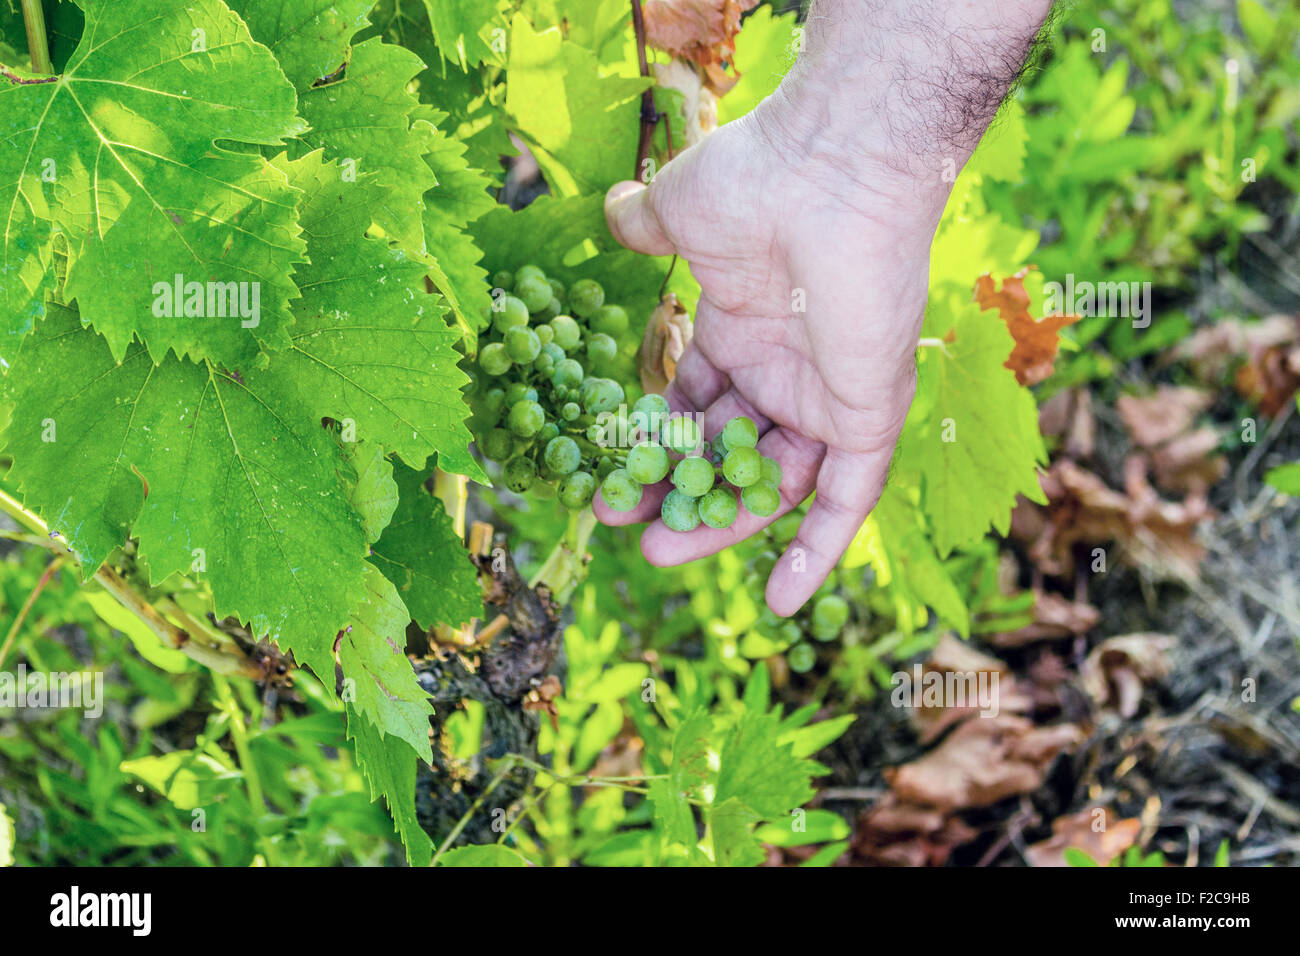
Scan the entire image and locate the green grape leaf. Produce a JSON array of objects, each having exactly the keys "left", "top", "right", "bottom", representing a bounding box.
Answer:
[
  {"left": 899, "top": 303, "right": 1048, "bottom": 556},
  {"left": 708, "top": 797, "right": 765, "bottom": 867},
  {"left": 292, "top": 37, "right": 437, "bottom": 256},
  {"left": 225, "top": 0, "right": 373, "bottom": 91},
  {"left": 343, "top": 441, "right": 399, "bottom": 544},
  {"left": 370, "top": 462, "right": 481, "bottom": 632},
  {"left": 338, "top": 566, "right": 433, "bottom": 762},
  {"left": 421, "top": 0, "right": 507, "bottom": 70},
  {"left": 714, "top": 709, "right": 821, "bottom": 820},
  {"left": 346, "top": 705, "right": 433, "bottom": 867},
  {"left": 274, "top": 151, "right": 483, "bottom": 479},
  {"left": 2, "top": 304, "right": 370, "bottom": 683},
  {"left": 1, "top": 0, "right": 307, "bottom": 365},
  {"left": 437, "top": 844, "right": 528, "bottom": 866},
  {"left": 505, "top": 13, "right": 650, "bottom": 195}
]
